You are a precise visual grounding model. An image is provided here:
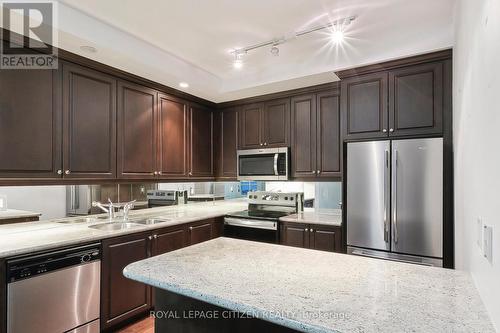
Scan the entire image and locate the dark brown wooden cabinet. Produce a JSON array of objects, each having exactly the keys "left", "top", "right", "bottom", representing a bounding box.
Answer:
[
  {"left": 239, "top": 99, "right": 290, "bottom": 149},
  {"left": 0, "top": 67, "right": 62, "bottom": 179},
  {"left": 389, "top": 62, "right": 443, "bottom": 136},
  {"left": 291, "top": 91, "right": 341, "bottom": 179},
  {"left": 62, "top": 63, "right": 116, "bottom": 179},
  {"left": 157, "top": 94, "right": 188, "bottom": 178},
  {"left": 281, "top": 222, "right": 342, "bottom": 253},
  {"left": 187, "top": 220, "right": 213, "bottom": 245},
  {"left": 101, "top": 231, "right": 152, "bottom": 330},
  {"left": 152, "top": 226, "right": 186, "bottom": 256},
  {"left": 117, "top": 81, "right": 157, "bottom": 179},
  {"left": 189, "top": 104, "right": 214, "bottom": 178},
  {"left": 341, "top": 72, "right": 389, "bottom": 140},
  {"left": 215, "top": 108, "right": 239, "bottom": 179},
  {"left": 239, "top": 103, "right": 263, "bottom": 149},
  {"left": 341, "top": 60, "right": 446, "bottom": 140}
]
